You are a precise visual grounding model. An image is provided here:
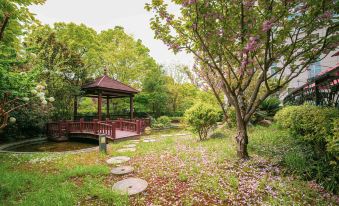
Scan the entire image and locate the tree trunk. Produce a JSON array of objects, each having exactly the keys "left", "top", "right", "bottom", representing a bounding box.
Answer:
[{"left": 235, "top": 114, "right": 249, "bottom": 159}]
